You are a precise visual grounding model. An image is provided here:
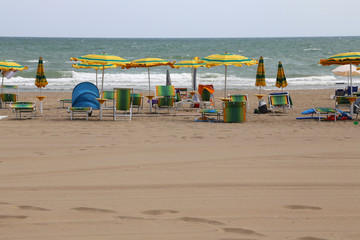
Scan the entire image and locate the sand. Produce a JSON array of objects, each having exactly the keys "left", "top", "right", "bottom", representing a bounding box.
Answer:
[{"left": 0, "top": 89, "right": 360, "bottom": 240}]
